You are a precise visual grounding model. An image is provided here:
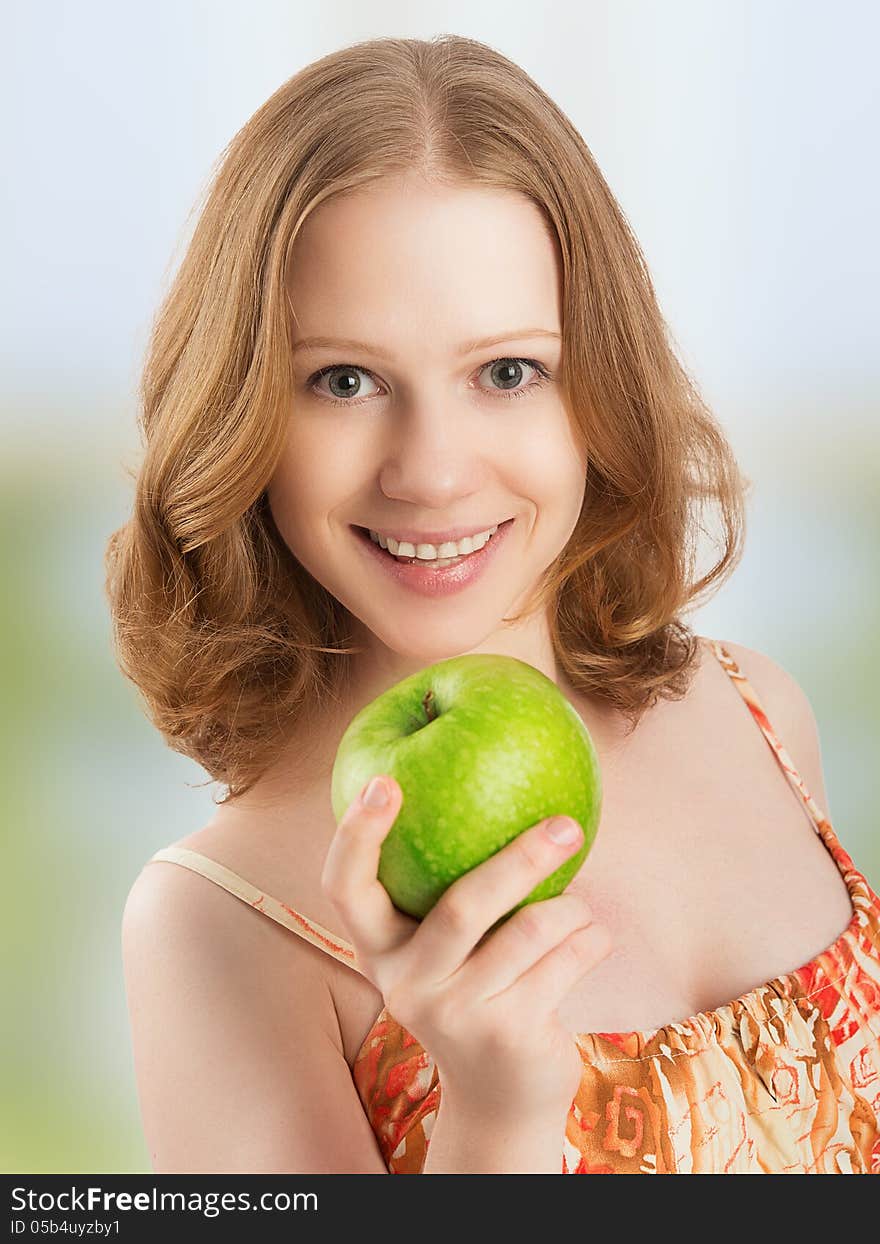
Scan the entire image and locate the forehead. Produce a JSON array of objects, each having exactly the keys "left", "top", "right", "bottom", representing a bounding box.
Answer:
[{"left": 285, "top": 179, "right": 562, "bottom": 352}]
